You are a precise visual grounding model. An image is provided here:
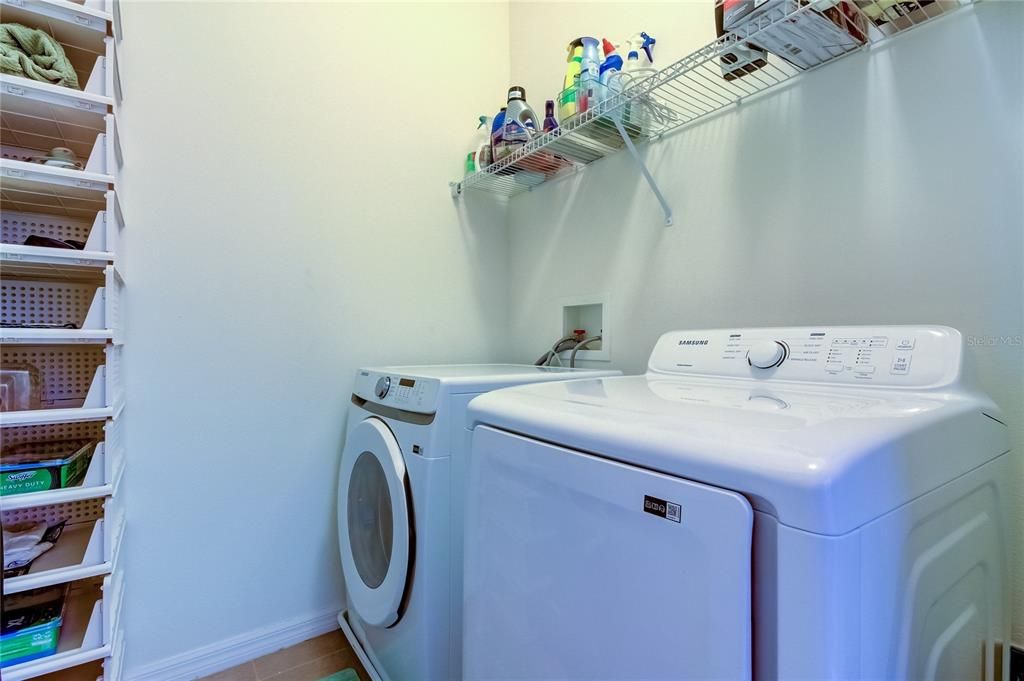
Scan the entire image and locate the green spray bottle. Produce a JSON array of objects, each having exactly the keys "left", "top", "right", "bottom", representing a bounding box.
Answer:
[
  {"left": 465, "top": 115, "right": 493, "bottom": 175},
  {"left": 559, "top": 38, "right": 584, "bottom": 121}
]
